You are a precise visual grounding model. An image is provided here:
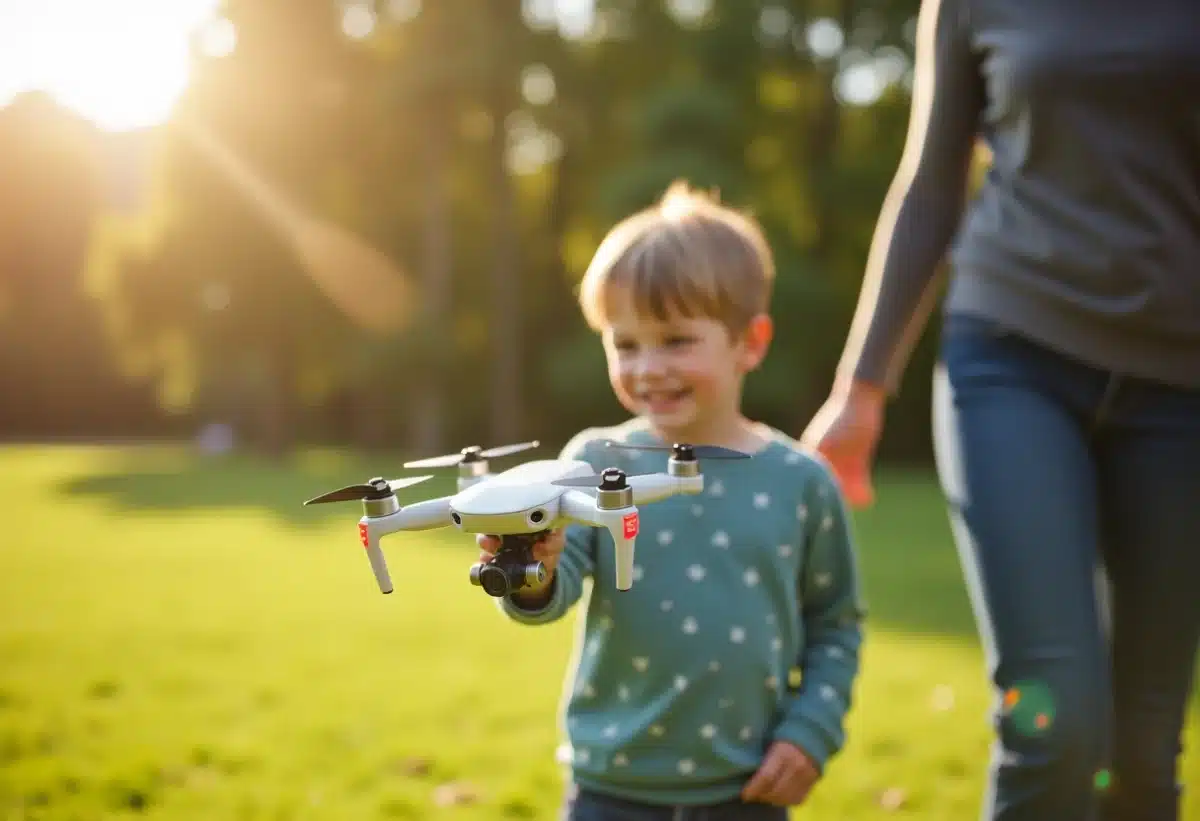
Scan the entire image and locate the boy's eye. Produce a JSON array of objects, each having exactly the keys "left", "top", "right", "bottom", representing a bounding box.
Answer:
[{"left": 610, "top": 333, "right": 694, "bottom": 351}]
